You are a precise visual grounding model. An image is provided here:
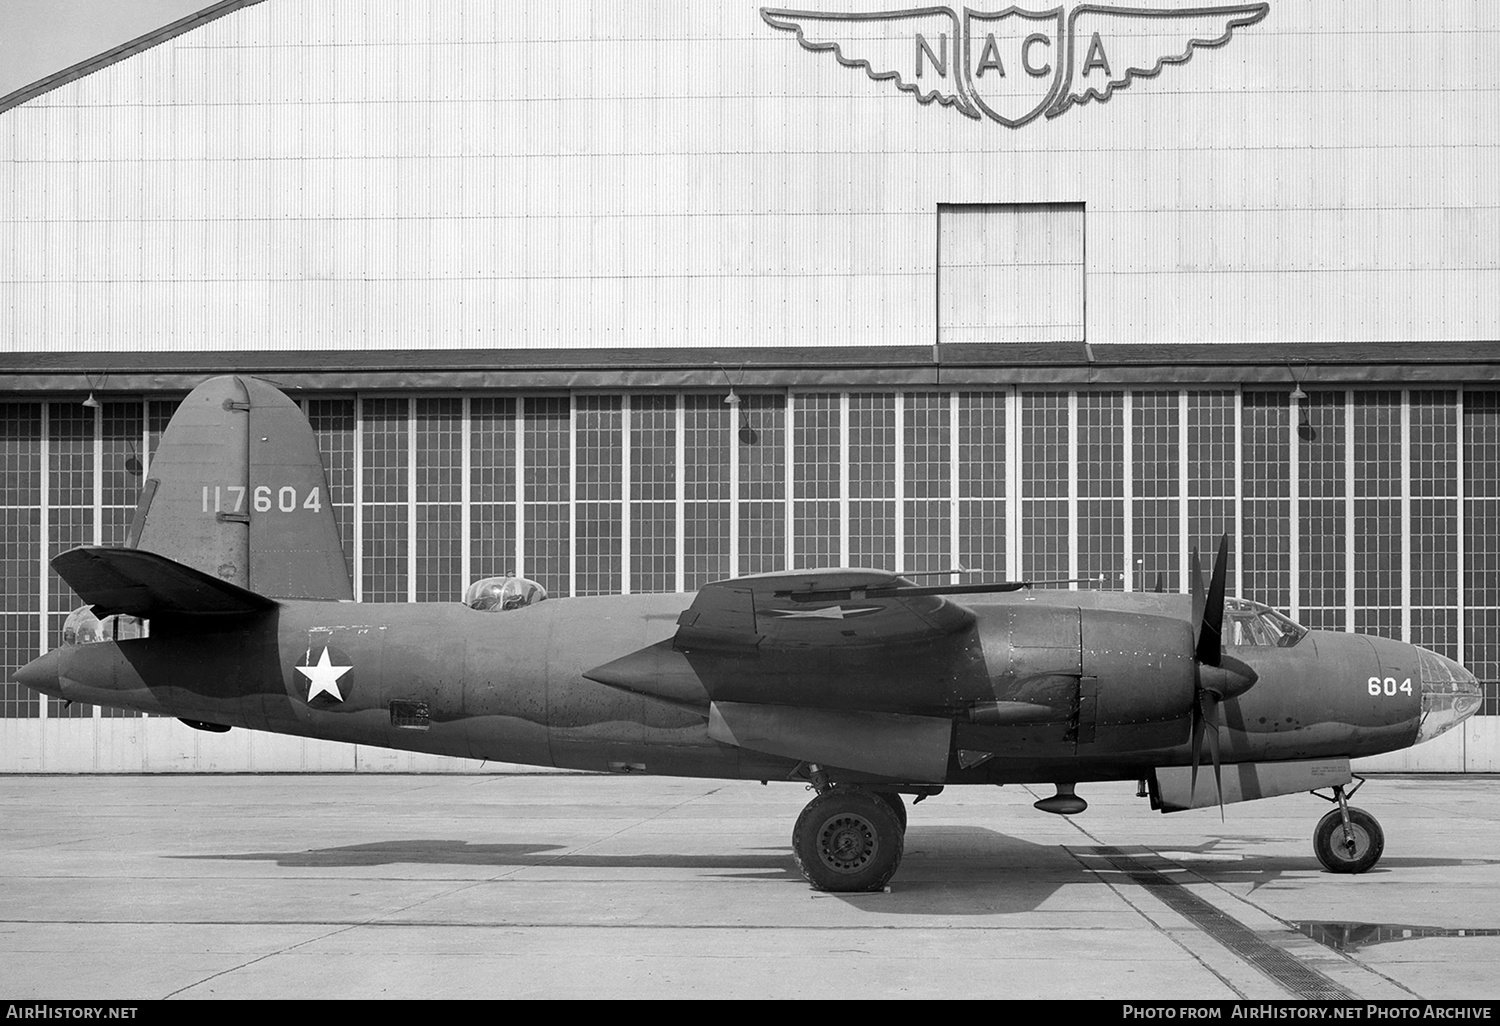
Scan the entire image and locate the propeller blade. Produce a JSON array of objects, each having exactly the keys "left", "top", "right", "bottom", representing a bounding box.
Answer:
[
  {"left": 1153, "top": 572, "right": 1165, "bottom": 594},
  {"left": 1195, "top": 534, "right": 1230, "bottom": 668},
  {"left": 1189, "top": 703, "right": 1203, "bottom": 802},
  {"left": 1189, "top": 547, "right": 1205, "bottom": 629},
  {"left": 1203, "top": 691, "right": 1225, "bottom": 821}
]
